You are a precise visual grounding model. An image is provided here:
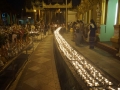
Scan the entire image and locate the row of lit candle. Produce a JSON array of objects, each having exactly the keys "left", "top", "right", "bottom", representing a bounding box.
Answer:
[{"left": 54, "top": 27, "right": 116, "bottom": 90}]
